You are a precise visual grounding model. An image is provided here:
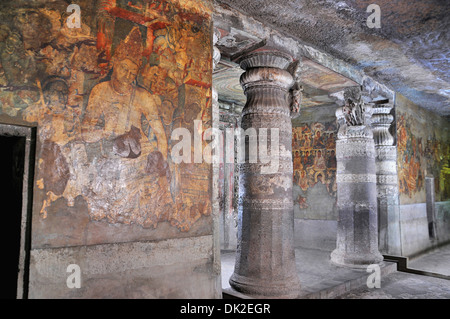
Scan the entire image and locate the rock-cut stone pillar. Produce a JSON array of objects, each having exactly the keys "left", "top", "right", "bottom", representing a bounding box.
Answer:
[
  {"left": 372, "top": 102, "right": 402, "bottom": 255},
  {"left": 211, "top": 27, "right": 222, "bottom": 298},
  {"left": 229, "top": 49, "right": 300, "bottom": 298},
  {"left": 330, "top": 88, "right": 383, "bottom": 268}
]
